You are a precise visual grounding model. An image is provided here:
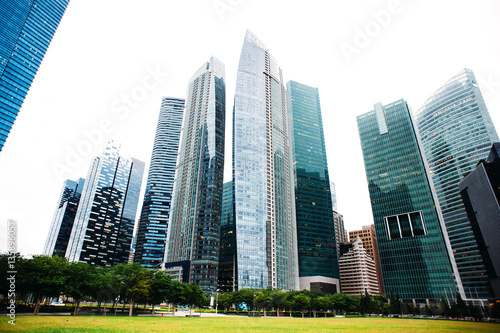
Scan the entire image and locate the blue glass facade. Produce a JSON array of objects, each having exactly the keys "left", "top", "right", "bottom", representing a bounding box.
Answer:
[
  {"left": 287, "top": 81, "right": 339, "bottom": 283},
  {"left": 133, "top": 97, "right": 184, "bottom": 269},
  {"left": 232, "top": 30, "right": 297, "bottom": 290},
  {"left": 218, "top": 181, "right": 236, "bottom": 291},
  {"left": 416, "top": 69, "right": 499, "bottom": 299},
  {"left": 65, "top": 141, "right": 144, "bottom": 266},
  {"left": 165, "top": 57, "right": 225, "bottom": 293},
  {"left": 0, "top": 0, "right": 69, "bottom": 152},
  {"left": 358, "top": 100, "right": 462, "bottom": 301},
  {"left": 43, "top": 177, "right": 85, "bottom": 257}
]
